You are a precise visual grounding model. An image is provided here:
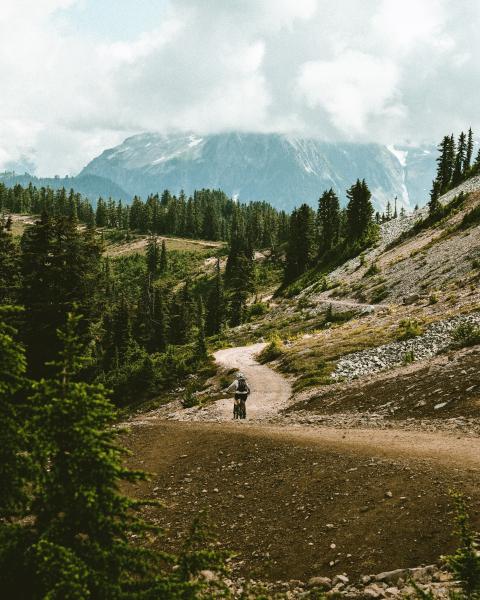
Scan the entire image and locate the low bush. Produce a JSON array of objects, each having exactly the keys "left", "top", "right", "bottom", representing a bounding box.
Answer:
[
  {"left": 364, "top": 262, "right": 380, "bottom": 277},
  {"left": 397, "top": 319, "right": 423, "bottom": 340},
  {"left": 370, "top": 284, "right": 389, "bottom": 303},
  {"left": 451, "top": 322, "right": 480, "bottom": 348},
  {"left": 257, "top": 333, "right": 284, "bottom": 364},
  {"left": 247, "top": 302, "right": 269, "bottom": 319}
]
